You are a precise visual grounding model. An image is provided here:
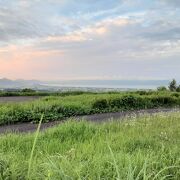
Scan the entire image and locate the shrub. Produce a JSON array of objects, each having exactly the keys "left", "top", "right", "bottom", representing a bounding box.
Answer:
[
  {"left": 120, "top": 95, "right": 144, "bottom": 110},
  {"left": 92, "top": 99, "right": 109, "bottom": 110},
  {"left": 150, "top": 96, "right": 177, "bottom": 107},
  {"left": 109, "top": 96, "right": 152, "bottom": 110},
  {"left": 109, "top": 98, "right": 123, "bottom": 109}
]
